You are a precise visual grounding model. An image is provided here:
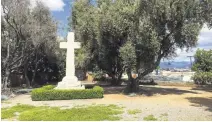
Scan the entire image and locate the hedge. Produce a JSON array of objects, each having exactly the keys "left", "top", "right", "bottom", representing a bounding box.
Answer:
[
  {"left": 192, "top": 72, "right": 212, "bottom": 85},
  {"left": 31, "top": 85, "right": 104, "bottom": 101}
]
